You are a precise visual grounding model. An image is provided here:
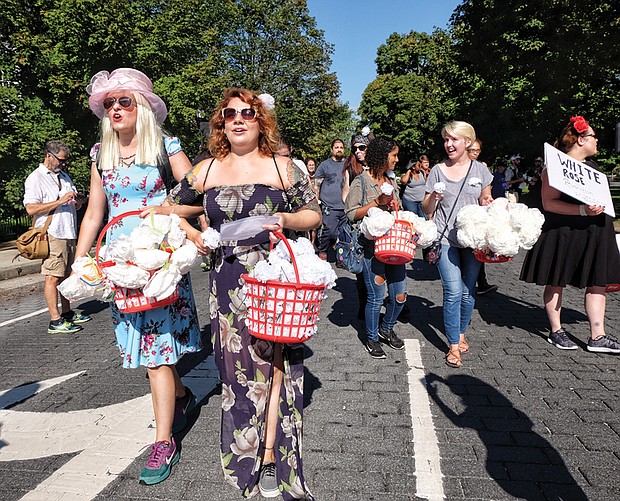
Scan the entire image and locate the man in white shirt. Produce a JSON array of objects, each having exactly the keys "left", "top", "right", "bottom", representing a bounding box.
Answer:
[{"left": 23, "top": 141, "right": 91, "bottom": 334}]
